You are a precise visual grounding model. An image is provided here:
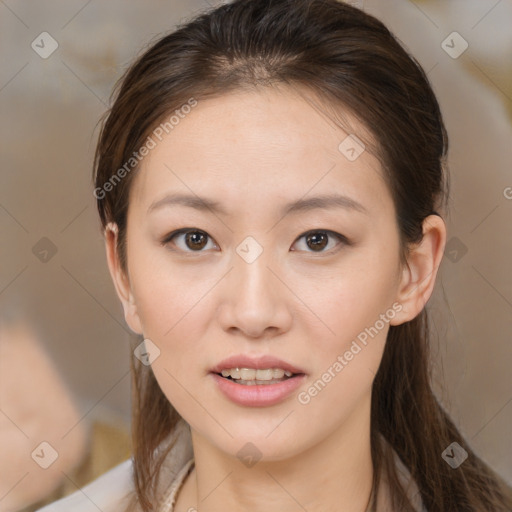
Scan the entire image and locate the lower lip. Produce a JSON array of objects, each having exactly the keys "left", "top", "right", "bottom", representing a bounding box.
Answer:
[{"left": 210, "top": 373, "right": 306, "bottom": 407}]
